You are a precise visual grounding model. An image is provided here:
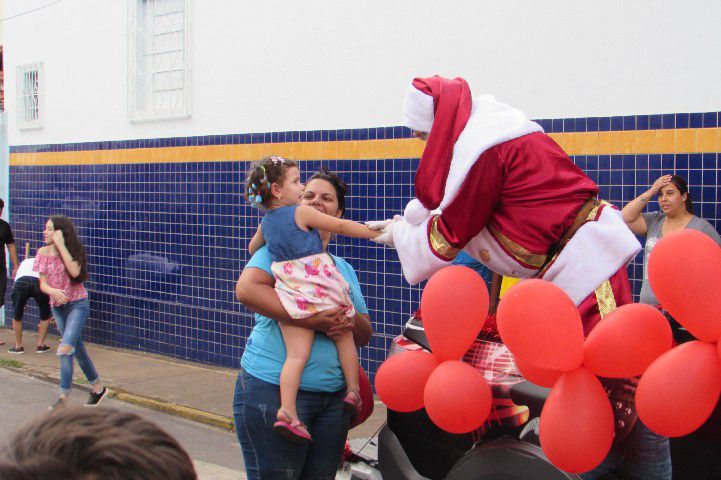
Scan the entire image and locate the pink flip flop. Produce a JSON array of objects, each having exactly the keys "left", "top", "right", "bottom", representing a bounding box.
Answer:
[{"left": 274, "top": 412, "right": 313, "bottom": 445}]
